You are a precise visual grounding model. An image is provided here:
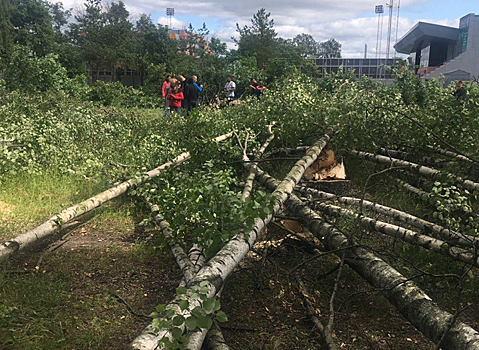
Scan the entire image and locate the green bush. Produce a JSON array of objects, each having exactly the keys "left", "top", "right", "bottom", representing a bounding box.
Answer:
[{"left": 4, "top": 46, "right": 67, "bottom": 93}]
